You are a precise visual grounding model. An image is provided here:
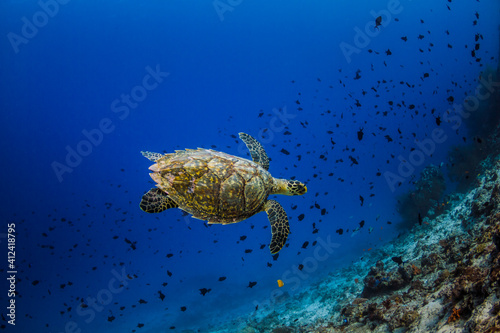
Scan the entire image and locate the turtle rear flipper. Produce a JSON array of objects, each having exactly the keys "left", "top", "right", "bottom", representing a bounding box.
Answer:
[
  {"left": 141, "top": 151, "right": 164, "bottom": 162},
  {"left": 239, "top": 132, "right": 270, "bottom": 171},
  {"left": 264, "top": 200, "right": 289, "bottom": 254},
  {"left": 140, "top": 188, "right": 178, "bottom": 213}
]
